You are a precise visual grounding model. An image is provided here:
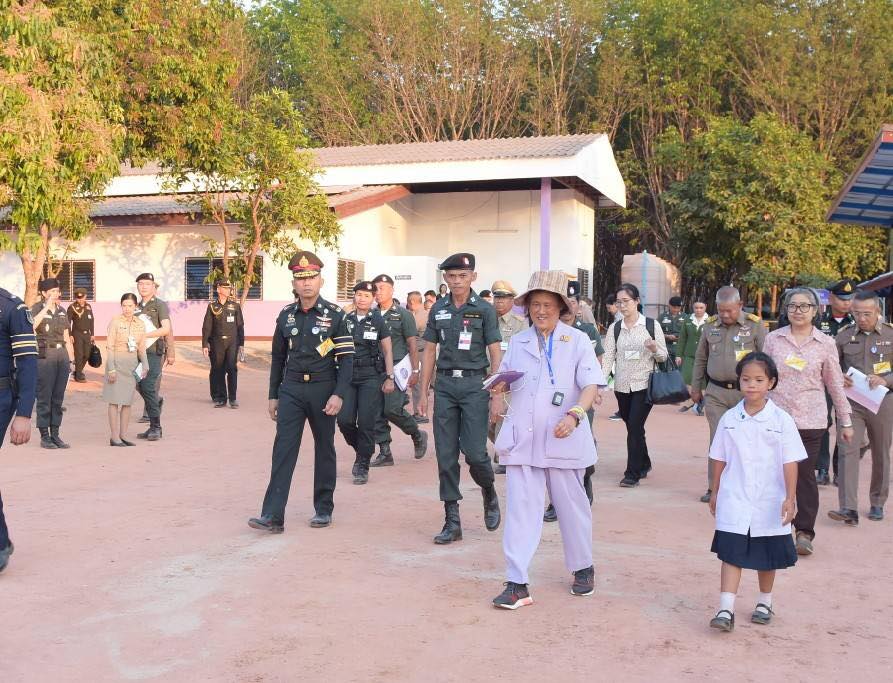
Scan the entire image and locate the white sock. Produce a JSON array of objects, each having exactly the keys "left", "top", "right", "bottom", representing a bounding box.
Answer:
[
  {"left": 719, "top": 592, "right": 736, "bottom": 613},
  {"left": 757, "top": 592, "right": 772, "bottom": 612}
]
